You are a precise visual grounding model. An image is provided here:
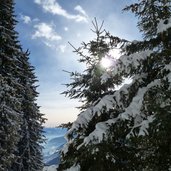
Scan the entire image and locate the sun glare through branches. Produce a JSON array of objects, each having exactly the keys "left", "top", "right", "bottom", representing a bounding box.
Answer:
[{"left": 100, "top": 49, "right": 120, "bottom": 69}]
